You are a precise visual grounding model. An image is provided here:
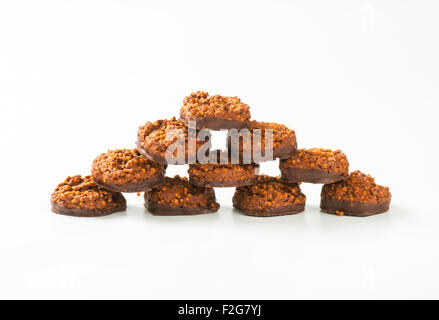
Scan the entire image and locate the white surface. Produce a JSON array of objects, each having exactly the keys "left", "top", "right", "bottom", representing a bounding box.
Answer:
[{"left": 0, "top": 0, "right": 438, "bottom": 299}]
